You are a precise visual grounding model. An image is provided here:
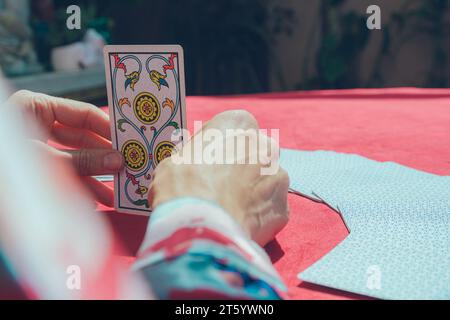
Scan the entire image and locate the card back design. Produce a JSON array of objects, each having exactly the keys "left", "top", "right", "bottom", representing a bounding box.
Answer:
[{"left": 281, "top": 149, "right": 450, "bottom": 299}]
